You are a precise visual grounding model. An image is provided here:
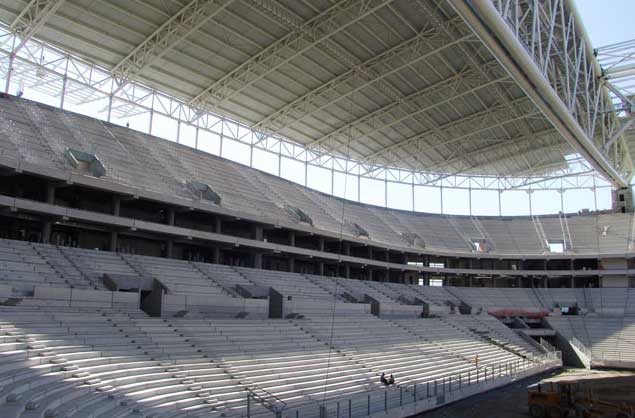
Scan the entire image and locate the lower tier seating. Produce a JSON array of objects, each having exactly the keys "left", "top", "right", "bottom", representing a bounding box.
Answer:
[{"left": 0, "top": 306, "right": 550, "bottom": 418}]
